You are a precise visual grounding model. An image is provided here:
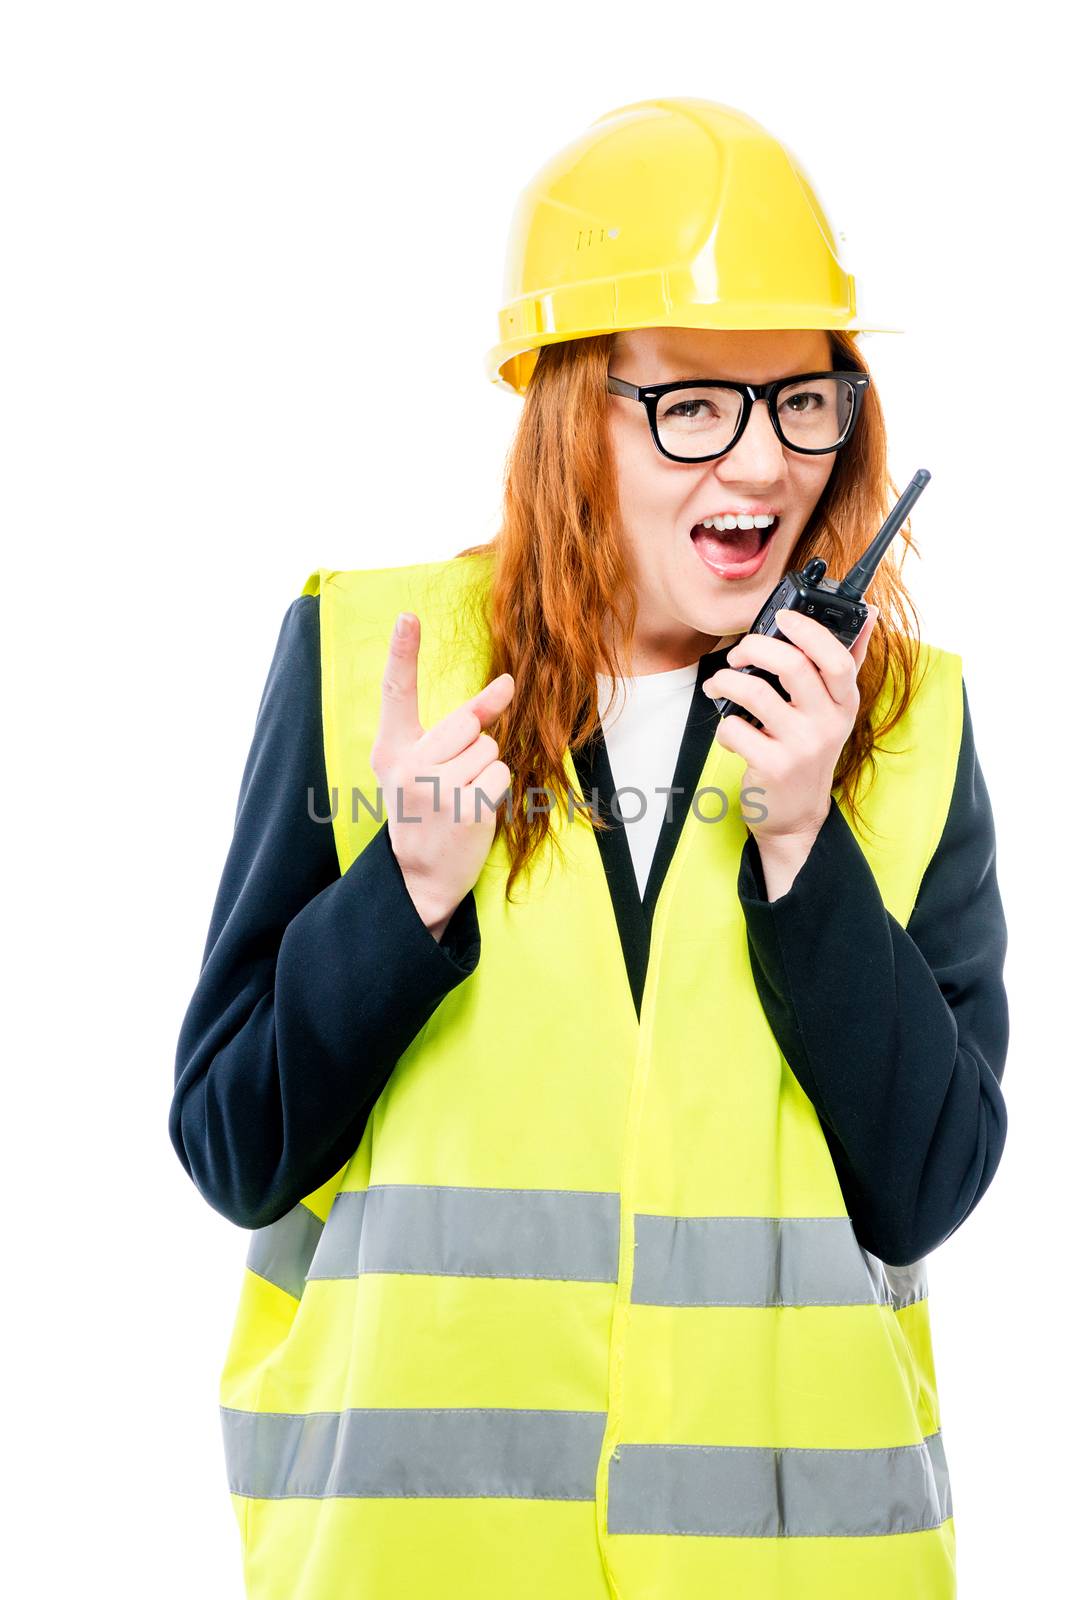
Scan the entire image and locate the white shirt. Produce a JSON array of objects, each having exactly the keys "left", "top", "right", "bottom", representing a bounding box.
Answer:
[{"left": 595, "top": 659, "right": 701, "bottom": 899}]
